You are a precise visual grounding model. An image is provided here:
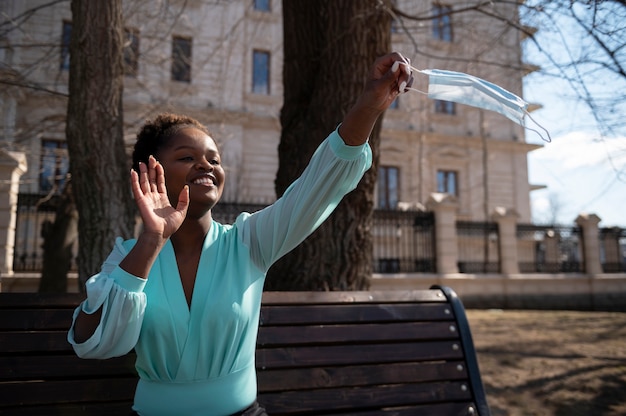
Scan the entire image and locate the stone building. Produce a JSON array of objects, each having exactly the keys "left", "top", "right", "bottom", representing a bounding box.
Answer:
[{"left": 0, "top": 0, "right": 542, "bottom": 277}]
